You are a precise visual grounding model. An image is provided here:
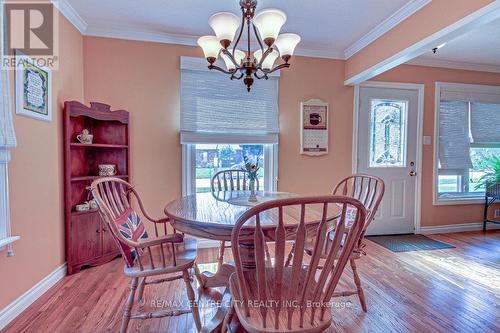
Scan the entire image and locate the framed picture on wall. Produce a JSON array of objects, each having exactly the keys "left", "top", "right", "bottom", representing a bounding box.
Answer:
[
  {"left": 15, "top": 51, "right": 52, "bottom": 122},
  {"left": 300, "top": 99, "right": 329, "bottom": 156}
]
